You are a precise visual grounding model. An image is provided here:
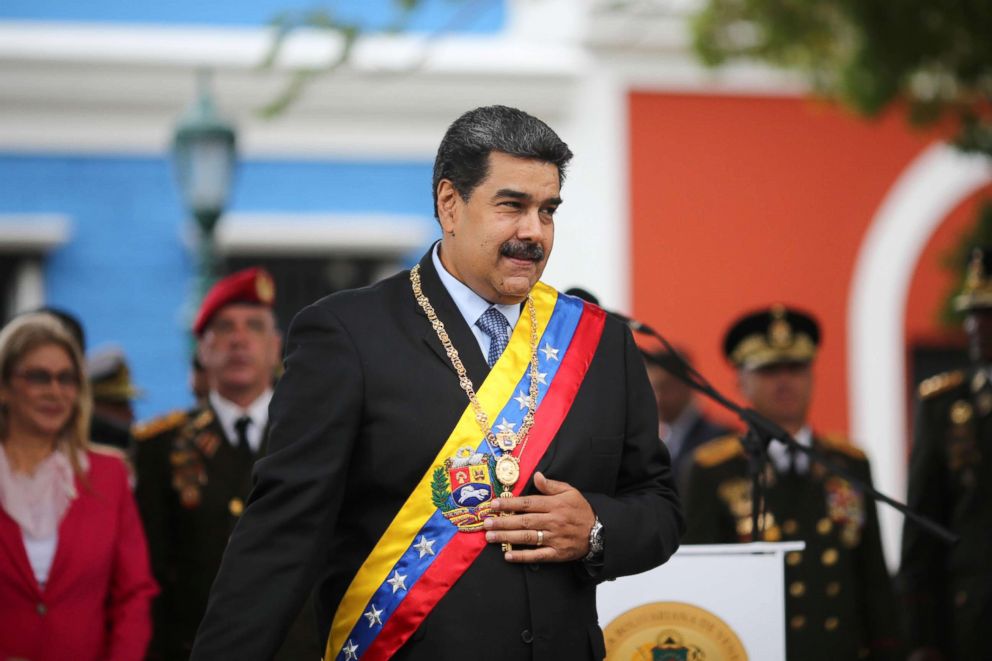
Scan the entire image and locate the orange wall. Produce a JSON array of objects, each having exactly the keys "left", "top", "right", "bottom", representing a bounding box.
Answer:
[{"left": 629, "top": 92, "right": 937, "bottom": 438}]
